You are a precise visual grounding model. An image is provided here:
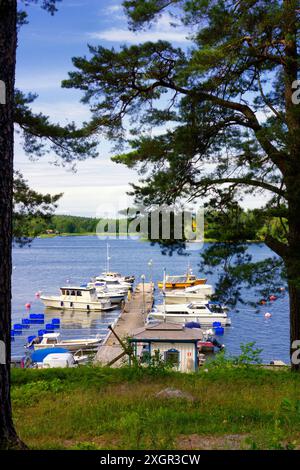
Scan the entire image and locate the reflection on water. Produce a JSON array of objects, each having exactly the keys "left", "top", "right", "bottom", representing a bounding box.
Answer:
[
  {"left": 12, "top": 236, "right": 290, "bottom": 363},
  {"left": 43, "top": 308, "right": 120, "bottom": 329}
]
